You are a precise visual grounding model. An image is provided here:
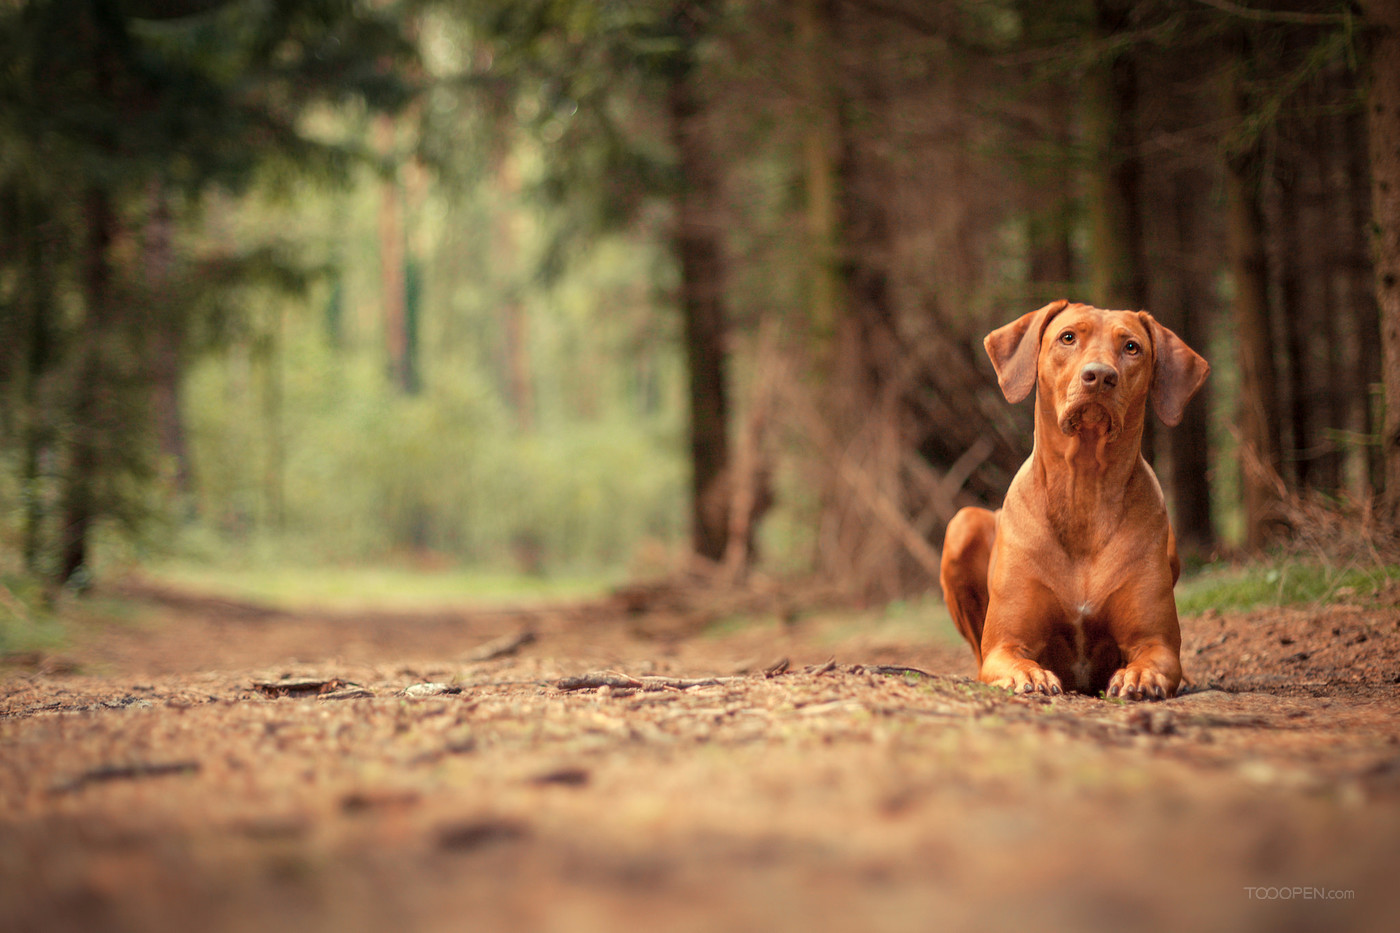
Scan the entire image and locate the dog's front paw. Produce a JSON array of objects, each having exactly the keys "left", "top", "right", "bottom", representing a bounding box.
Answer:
[
  {"left": 990, "top": 665, "right": 1063, "bottom": 696},
  {"left": 1107, "top": 665, "right": 1176, "bottom": 701}
]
